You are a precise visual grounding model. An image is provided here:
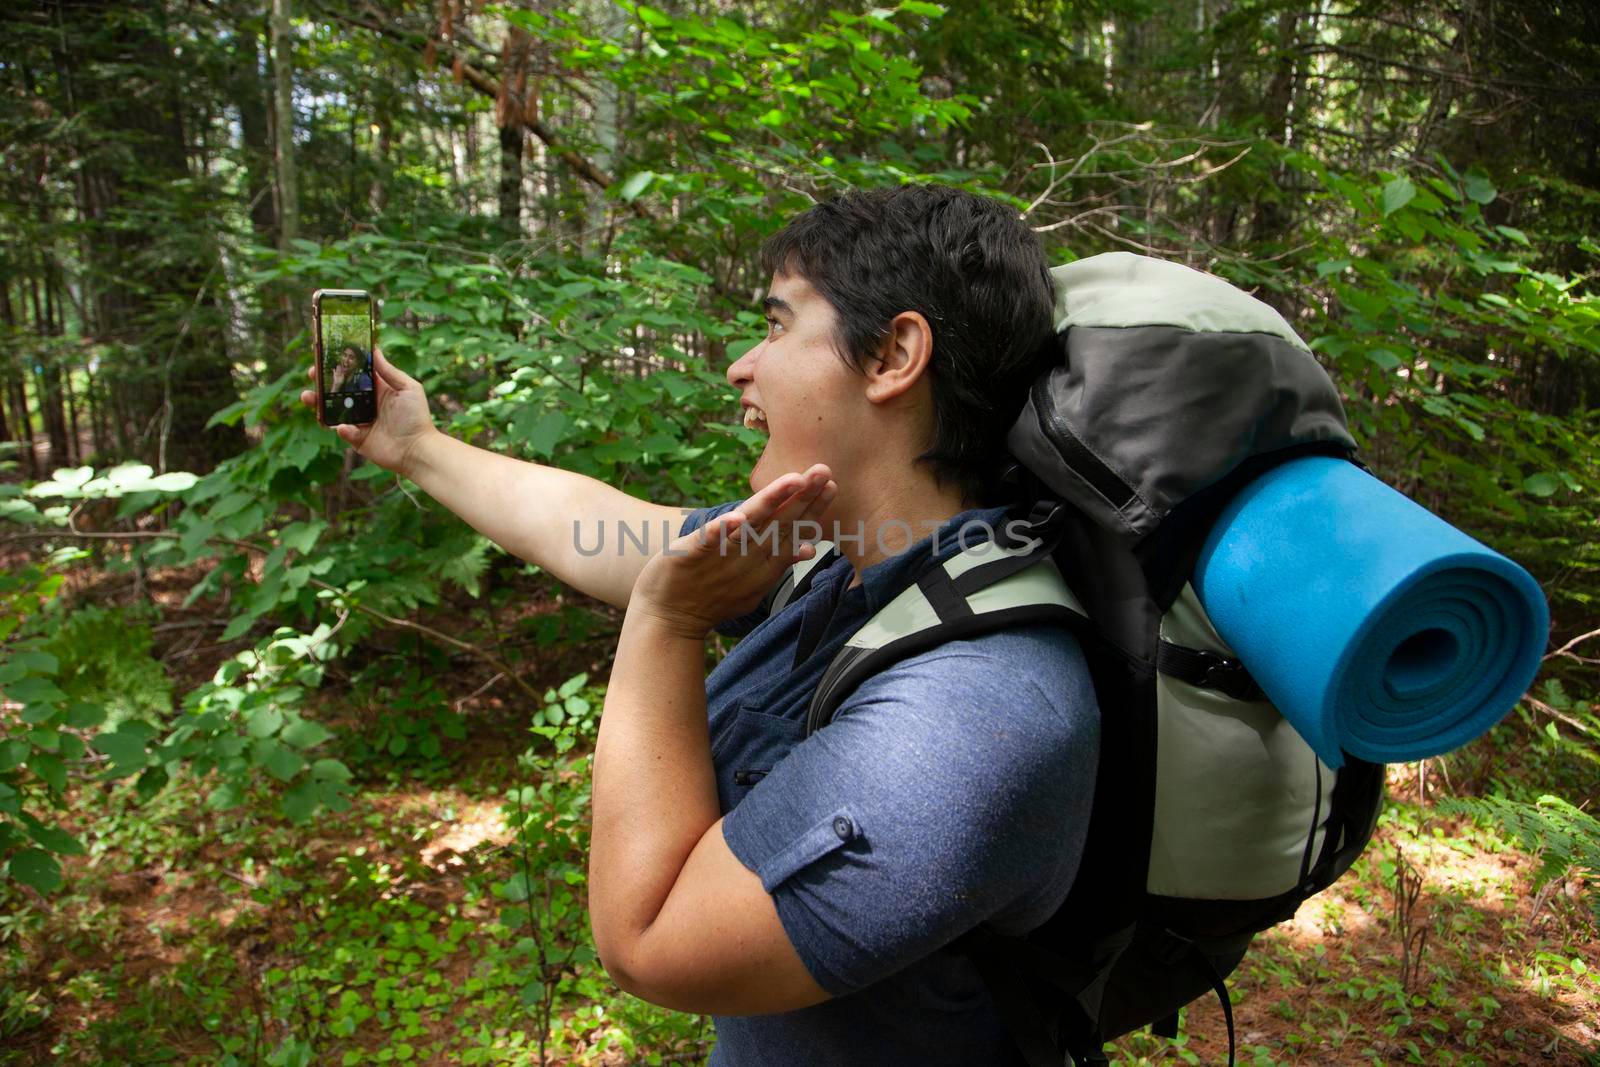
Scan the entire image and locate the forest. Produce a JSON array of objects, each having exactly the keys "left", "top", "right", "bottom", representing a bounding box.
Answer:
[{"left": 0, "top": 0, "right": 1596, "bottom": 1063}]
